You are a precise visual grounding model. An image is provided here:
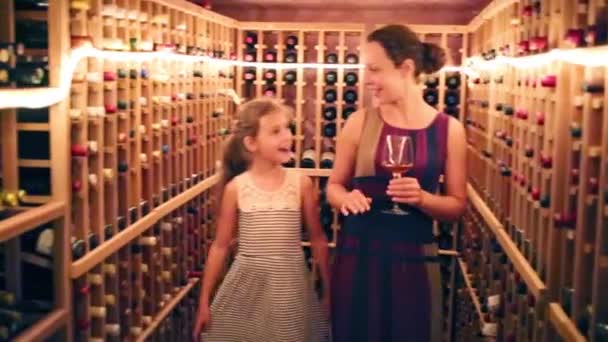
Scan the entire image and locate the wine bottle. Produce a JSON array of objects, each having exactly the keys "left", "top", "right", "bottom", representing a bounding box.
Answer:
[
  {"left": 263, "top": 69, "right": 276, "bottom": 83},
  {"left": 244, "top": 49, "right": 256, "bottom": 62},
  {"left": 444, "top": 90, "right": 460, "bottom": 107},
  {"left": 344, "top": 89, "right": 357, "bottom": 104},
  {"left": 445, "top": 107, "right": 459, "bottom": 116},
  {"left": 264, "top": 51, "right": 277, "bottom": 63},
  {"left": 424, "top": 75, "right": 439, "bottom": 88},
  {"left": 324, "top": 71, "right": 337, "bottom": 85},
  {"left": 285, "top": 35, "right": 298, "bottom": 48},
  {"left": 243, "top": 68, "right": 255, "bottom": 82},
  {"left": 15, "top": 59, "right": 49, "bottom": 87},
  {"left": 320, "top": 151, "right": 334, "bottom": 169},
  {"left": 301, "top": 149, "right": 316, "bottom": 168},
  {"left": 323, "top": 106, "right": 337, "bottom": 121},
  {"left": 343, "top": 106, "right": 356, "bottom": 119},
  {"left": 324, "top": 89, "right": 337, "bottom": 103},
  {"left": 323, "top": 122, "right": 336, "bottom": 138},
  {"left": 345, "top": 53, "right": 359, "bottom": 64},
  {"left": 423, "top": 88, "right": 438, "bottom": 106},
  {"left": 283, "top": 153, "right": 296, "bottom": 168},
  {"left": 244, "top": 32, "right": 257, "bottom": 46},
  {"left": 582, "top": 81, "right": 604, "bottom": 93},
  {"left": 284, "top": 52, "right": 297, "bottom": 63},
  {"left": 344, "top": 72, "right": 358, "bottom": 86},
  {"left": 325, "top": 53, "right": 338, "bottom": 64},
  {"left": 264, "top": 86, "right": 276, "bottom": 97},
  {"left": 446, "top": 74, "right": 461, "bottom": 89},
  {"left": 283, "top": 70, "right": 296, "bottom": 84},
  {"left": 565, "top": 28, "right": 585, "bottom": 48},
  {"left": 71, "top": 237, "right": 85, "bottom": 260}
]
